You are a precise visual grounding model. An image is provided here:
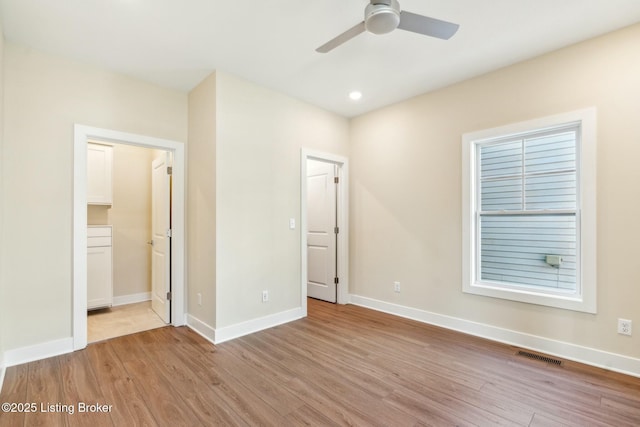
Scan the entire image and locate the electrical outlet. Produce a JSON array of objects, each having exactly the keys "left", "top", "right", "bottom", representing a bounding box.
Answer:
[
  {"left": 618, "top": 319, "right": 632, "bottom": 336},
  {"left": 262, "top": 290, "right": 269, "bottom": 303},
  {"left": 393, "top": 281, "right": 401, "bottom": 293},
  {"left": 197, "top": 293, "right": 202, "bottom": 306}
]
